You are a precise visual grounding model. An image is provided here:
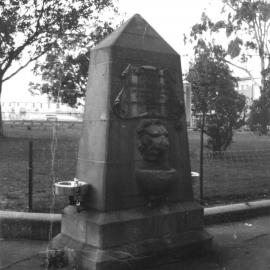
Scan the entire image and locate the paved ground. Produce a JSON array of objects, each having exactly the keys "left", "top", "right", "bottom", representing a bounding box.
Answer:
[
  {"left": 2, "top": 215, "right": 270, "bottom": 269},
  {"left": 154, "top": 215, "right": 270, "bottom": 270},
  {"left": 0, "top": 239, "right": 48, "bottom": 270}
]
